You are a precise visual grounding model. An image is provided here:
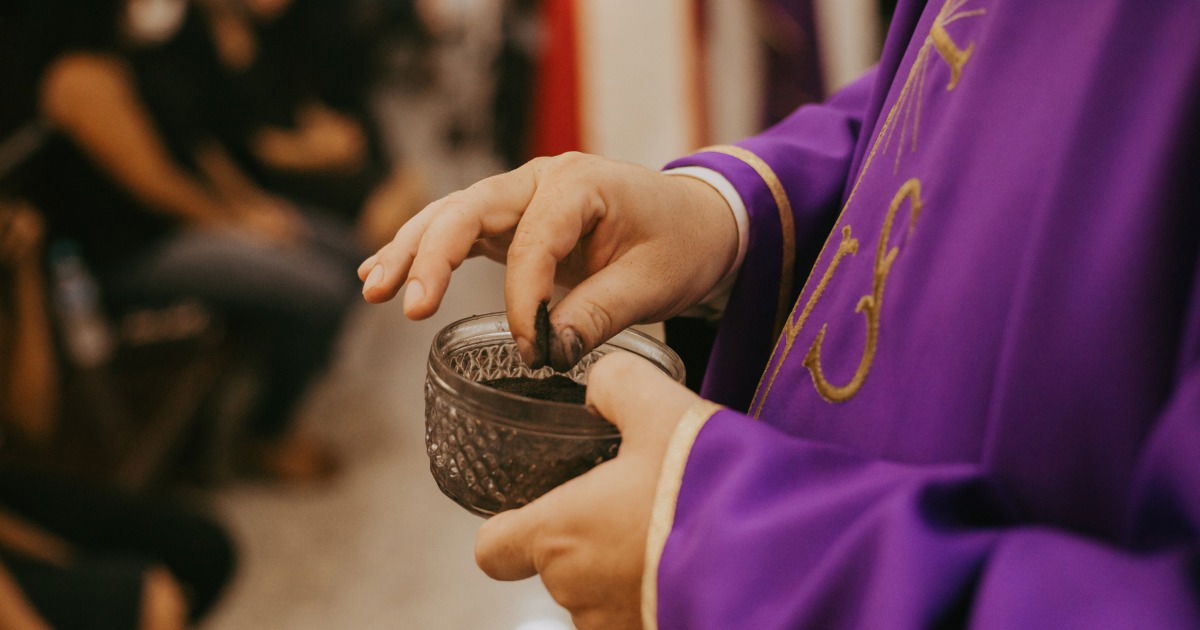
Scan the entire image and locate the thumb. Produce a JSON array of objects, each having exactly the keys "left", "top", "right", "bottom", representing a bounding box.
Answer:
[
  {"left": 584, "top": 352, "right": 698, "bottom": 450},
  {"left": 546, "top": 253, "right": 674, "bottom": 372},
  {"left": 474, "top": 500, "right": 546, "bottom": 581}
]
